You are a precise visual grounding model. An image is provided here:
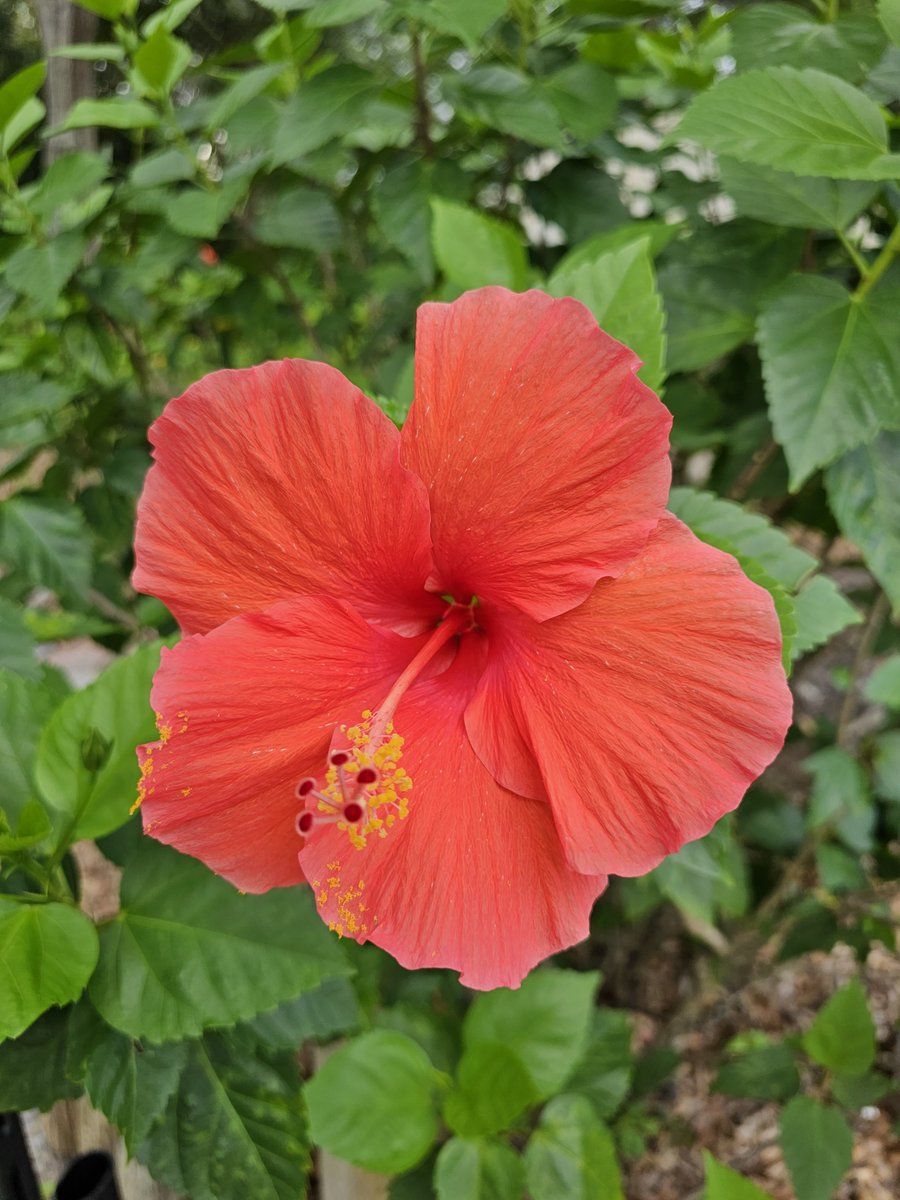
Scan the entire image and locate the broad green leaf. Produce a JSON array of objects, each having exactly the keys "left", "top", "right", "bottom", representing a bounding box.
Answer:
[
  {"left": 446, "top": 65, "right": 566, "bottom": 152},
  {"left": 0, "top": 797, "right": 53, "bottom": 854},
  {"left": 826, "top": 433, "right": 900, "bottom": 612},
  {"left": 139, "top": 1033, "right": 309, "bottom": 1200},
  {"left": 27, "top": 151, "right": 110, "bottom": 227},
  {"left": 713, "top": 1042, "right": 800, "bottom": 1101},
  {"left": 85, "top": 1022, "right": 188, "bottom": 1153},
  {"left": 0, "top": 372, "right": 72, "bottom": 452},
  {"left": 142, "top": 0, "right": 204, "bottom": 34},
  {"left": 830, "top": 1069, "right": 896, "bottom": 1109},
  {"left": 4, "top": 233, "right": 87, "bottom": 312},
  {"left": 305, "top": 0, "right": 386, "bottom": 27},
  {"left": 719, "top": 158, "right": 877, "bottom": 231},
  {"left": 549, "top": 237, "right": 665, "bottom": 392},
  {"left": 873, "top": 731, "right": 900, "bottom": 803},
  {"left": 0, "top": 597, "right": 39, "bottom": 679},
  {"left": 0, "top": 1006, "right": 82, "bottom": 1110},
  {"left": 656, "top": 826, "right": 749, "bottom": 929},
  {"left": 431, "top": 198, "right": 528, "bottom": 291},
  {"left": 444, "top": 1043, "right": 538, "bottom": 1137},
  {"left": 667, "top": 488, "right": 816, "bottom": 591},
  {"left": 779, "top": 1097, "right": 853, "bottom": 1200},
  {"left": 407, "top": 0, "right": 509, "bottom": 49},
  {"left": 0, "top": 62, "right": 46, "bottom": 134},
  {"left": 130, "top": 147, "right": 195, "bottom": 188},
  {"left": 35, "top": 640, "right": 165, "bottom": 842},
  {"left": 57, "top": 97, "right": 160, "bottom": 132},
  {"left": 434, "top": 1138, "right": 525, "bottom": 1200},
  {"left": 164, "top": 178, "right": 248, "bottom": 238},
  {"left": 676, "top": 67, "right": 895, "bottom": 180},
  {"left": 307, "top": 1031, "right": 441, "bottom": 1174},
  {"left": 803, "top": 979, "right": 876, "bottom": 1075},
  {"left": 0, "top": 670, "right": 61, "bottom": 823},
  {"left": 758, "top": 276, "right": 900, "bottom": 488},
  {"left": 704, "top": 1152, "right": 775, "bottom": 1200},
  {"left": 658, "top": 223, "right": 802, "bottom": 372},
  {"left": 738, "top": 791, "right": 804, "bottom": 854},
  {"left": 864, "top": 655, "right": 900, "bottom": 707},
  {"left": 730, "top": 6, "right": 887, "bottom": 83},
  {"left": 0, "top": 901, "right": 98, "bottom": 1041},
  {"left": 51, "top": 43, "right": 127, "bottom": 61},
  {"left": 73, "top": 0, "right": 130, "bottom": 17},
  {"left": 816, "top": 844, "right": 868, "bottom": 892},
  {"left": 132, "top": 26, "right": 192, "bottom": 96},
  {"left": 463, "top": 969, "right": 599, "bottom": 1099},
  {"left": 805, "top": 747, "right": 874, "bottom": 853},
  {"left": 564, "top": 1008, "right": 634, "bottom": 1118},
  {"left": 206, "top": 64, "right": 287, "bottom": 131},
  {"left": 271, "top": 66, "right": 376, "bottom": 164},
  {"left": 881, "top": 0, "right": 900, "bottom": 43},
  {"left": 0, "top": 496, "right": 91, "bottom": 602},
  {"left": 555, "top": 222, "right": 680, "bottom": 275},
  {"left": 89, "top": 838, "right": 349, "bottom": 1041},
  {"left": 252, "top": 185, "right": 341, "bottom": 250},
  {"left": 543, "top": 61, "right": 616, "bottom": 143},
  {"left": 525, "top": 1094, "right": 623, "bottom": 1200},
  {"left": 246, "top": 976, "right": 361, "bottom": 1048},
  {"left": 0, "top": 96, "right": 45, "bottom": 156},
  {"left": 791, "top": 575, "right": 861, "bottom": 659}
]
